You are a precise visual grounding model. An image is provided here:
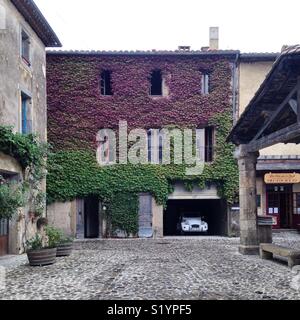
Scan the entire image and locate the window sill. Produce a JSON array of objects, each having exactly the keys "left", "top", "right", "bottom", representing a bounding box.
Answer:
[
  {"left": 98, "top": 162, "right": 116, "bottom": 166},
  {"left": 20, "top": 57, "right": 32, "bottom": 73},
  {"left": 149, "top": 95, "right": 168, "bottom": 100}
]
